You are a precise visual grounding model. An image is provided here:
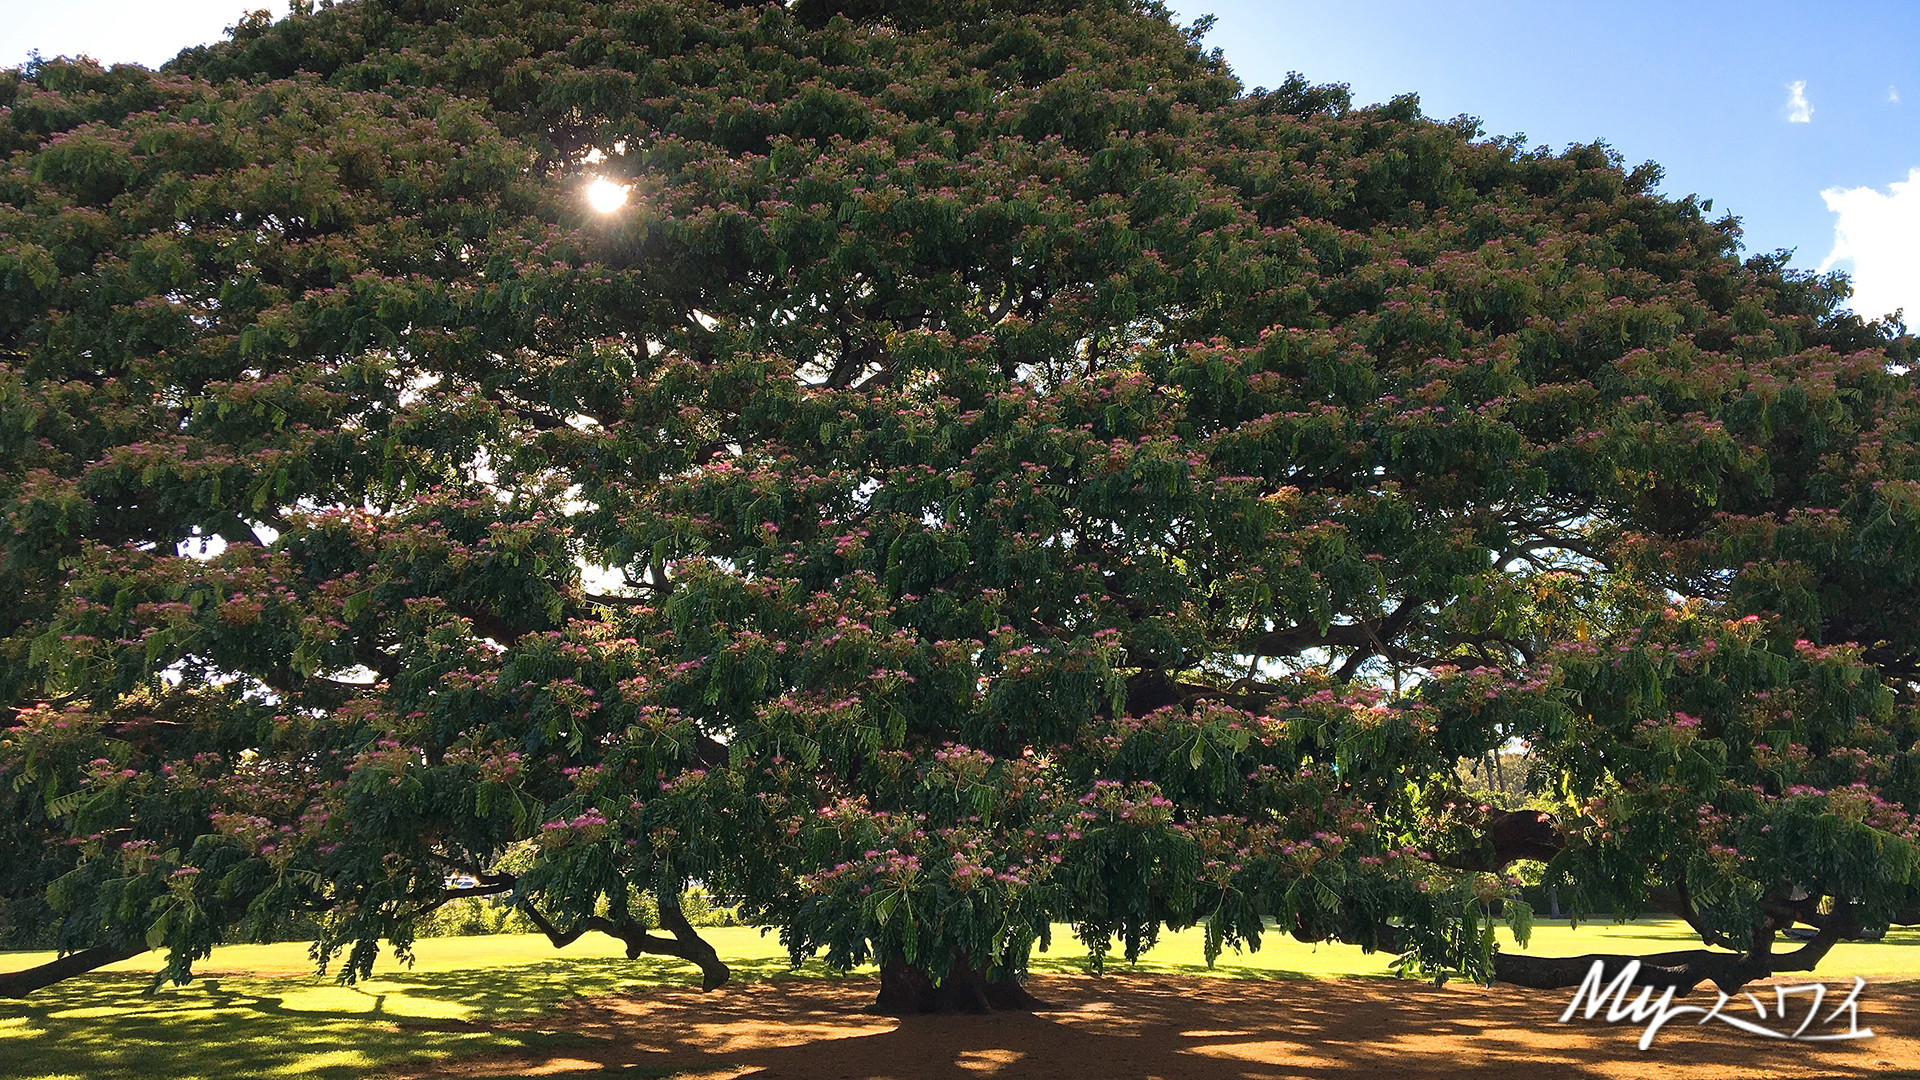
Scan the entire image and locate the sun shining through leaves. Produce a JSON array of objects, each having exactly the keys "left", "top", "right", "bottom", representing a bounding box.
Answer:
[{"left": 585, "top": 176, "right": 630, "bottom": 214}]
